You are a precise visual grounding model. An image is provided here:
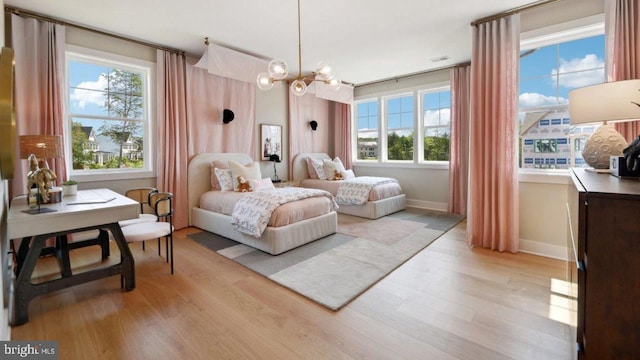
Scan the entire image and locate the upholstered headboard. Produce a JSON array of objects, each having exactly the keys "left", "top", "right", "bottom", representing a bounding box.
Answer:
[
  {"left": 187, "top": 153, "right": 253, "bottom": 225},
  {"left": 291, "top": 152, "right": 331, "bottom": 181}
]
